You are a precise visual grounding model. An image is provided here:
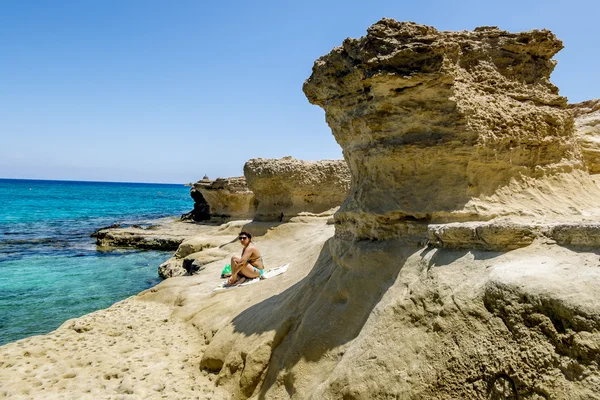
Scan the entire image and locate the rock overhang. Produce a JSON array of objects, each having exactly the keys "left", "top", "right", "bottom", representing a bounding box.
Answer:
[{"left": 303, "top": 19, "right": 600, "bottom": 246}]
